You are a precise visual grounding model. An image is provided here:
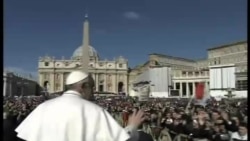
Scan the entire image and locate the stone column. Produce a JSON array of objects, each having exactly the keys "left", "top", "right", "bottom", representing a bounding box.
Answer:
[
  {"left": 60, "top": 73, "right": 64, "bottom": 91},
  {"left": 193, "top": 82, "right": 195, "bottom": 96},
  {"left": 173, "top": 82, "right": 176, "bottom": 90},
  {"left": 95, "top": 73, "right": 99, "bottom": 92},
  {"left": 186, "top": 82, "right": 189, "bottom": 97},
  {"left": 3, "top": 77, "right": 7, "bottom": 97},
  {"left": 50, "top": 73, "right": 55, "bottom": 92},
  {"left": 180, "top": 82, "right": 183, "bottom": 97},
  {"left": 123, "top": 75, "right": 128, "bottom": 94},
  {"left": 106, "top": 74, "right": 111, "bottom": 92},
  {"left": 115, "top": 73, "right": 118, "bottom": 93},
  {"left": 104, "top": 74, "right": 107, "bottom": 92},
  {"left": 112, "top": 74, "right": 116, "bottom": 93}
]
